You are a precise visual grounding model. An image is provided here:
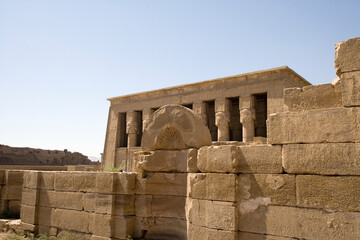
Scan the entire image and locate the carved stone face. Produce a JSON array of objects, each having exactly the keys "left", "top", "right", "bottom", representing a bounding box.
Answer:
[
  {"left": 126, "top": 122, "right": 138, "bottom": 134},
  {"left": 215, "top": 112, "right": 230, "bottom": 127},
  {"left": 240, "top": 108, "right": 255, "bottom": 124}
]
